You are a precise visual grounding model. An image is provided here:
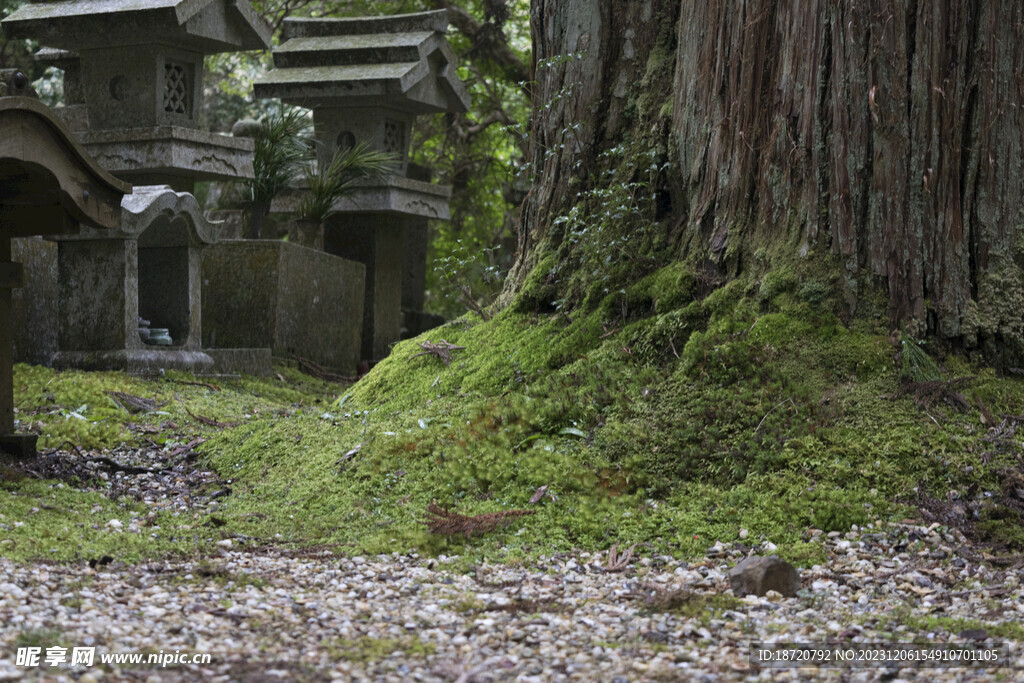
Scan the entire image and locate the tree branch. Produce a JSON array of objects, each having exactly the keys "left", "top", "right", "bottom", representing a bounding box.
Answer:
[{"left": 427, "top": 0, "right": 532, "bottom": 97}]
